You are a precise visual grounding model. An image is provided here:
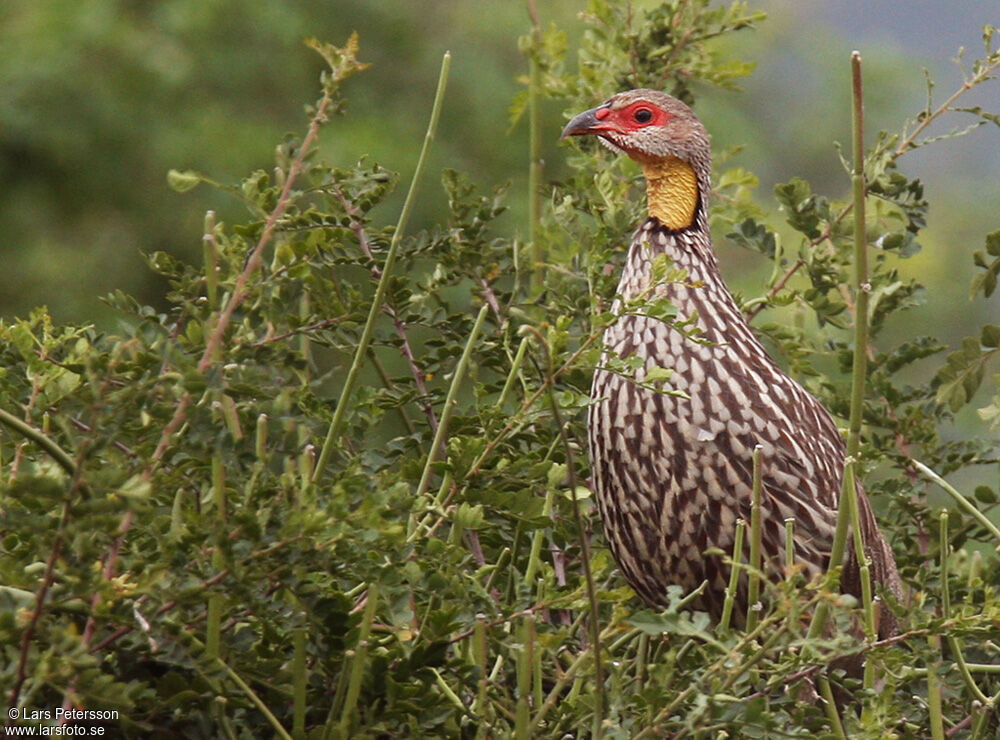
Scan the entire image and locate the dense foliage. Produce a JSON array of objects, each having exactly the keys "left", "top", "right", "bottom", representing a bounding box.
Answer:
[{"left": 3, "top": 3, "right": 1000, "bottom": 737}]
